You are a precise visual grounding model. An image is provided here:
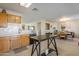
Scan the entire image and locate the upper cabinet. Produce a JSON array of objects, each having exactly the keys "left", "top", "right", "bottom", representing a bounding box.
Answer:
[
  {"left": 15, "top": 16, "right": 21, "bottom": 24},
  {"left": 7, "top": 14, "right": 16, "bottom": 23},
  {"left": 0, "top": 13, "right": 8, "bottom": 27},
  {"left": 7, "top": 14, "right": 21, "bottom": 24},
  {"left": 0, "top": 9, "right": 21, "bottom": 28},
  {"left": 0, "top": 11, "right": 21, "bottom": 28}
]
